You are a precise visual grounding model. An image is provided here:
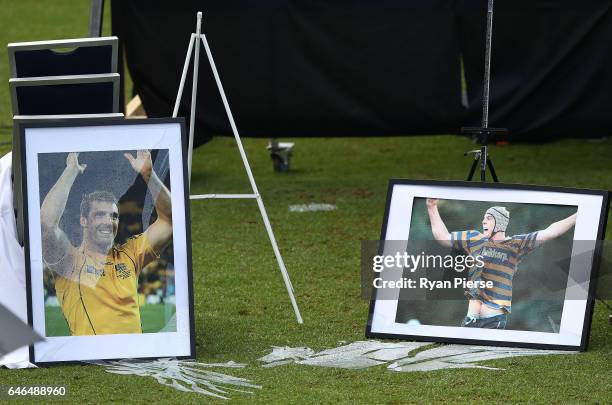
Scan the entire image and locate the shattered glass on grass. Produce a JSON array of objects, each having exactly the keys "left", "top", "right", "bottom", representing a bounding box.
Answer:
[
  {"left": 93, "top": 341, "right": 576, "bottom": 399},
  {"left": 97, "top": 358, "right": 261, "bottom": 400},
  {"left": 258, "top": 341, "right": 575, "bottom": 372}
]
